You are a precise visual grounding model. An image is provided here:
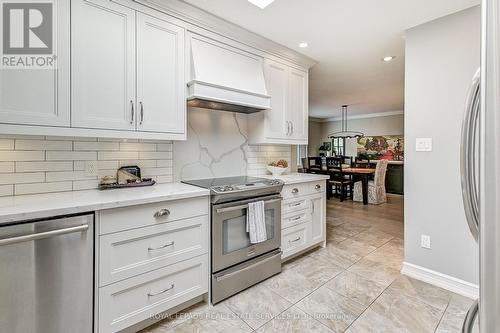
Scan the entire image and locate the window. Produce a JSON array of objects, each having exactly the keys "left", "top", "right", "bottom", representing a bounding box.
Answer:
[
  {"left": 332, "top": 138, "right": 345, "bottom": 156},
  {"left": 297, "top": 145, "right": 308, "bottom": 167}
]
